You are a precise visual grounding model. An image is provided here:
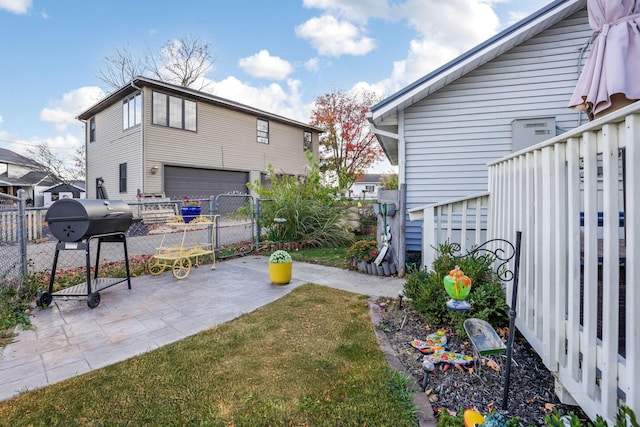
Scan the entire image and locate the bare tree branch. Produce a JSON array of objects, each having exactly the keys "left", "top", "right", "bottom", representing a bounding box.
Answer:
[
  {"left": 25, "top": 143, "right": 85, "bottom": 187},
  {"left": 97, "top": 43, "right": 145, "bottom": 91},
  {"left": 97, "top": 35, "right": 215, "bottom": 92},
  {"left": 147, "top": 34, "right": 214, "bottom": 91}
]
